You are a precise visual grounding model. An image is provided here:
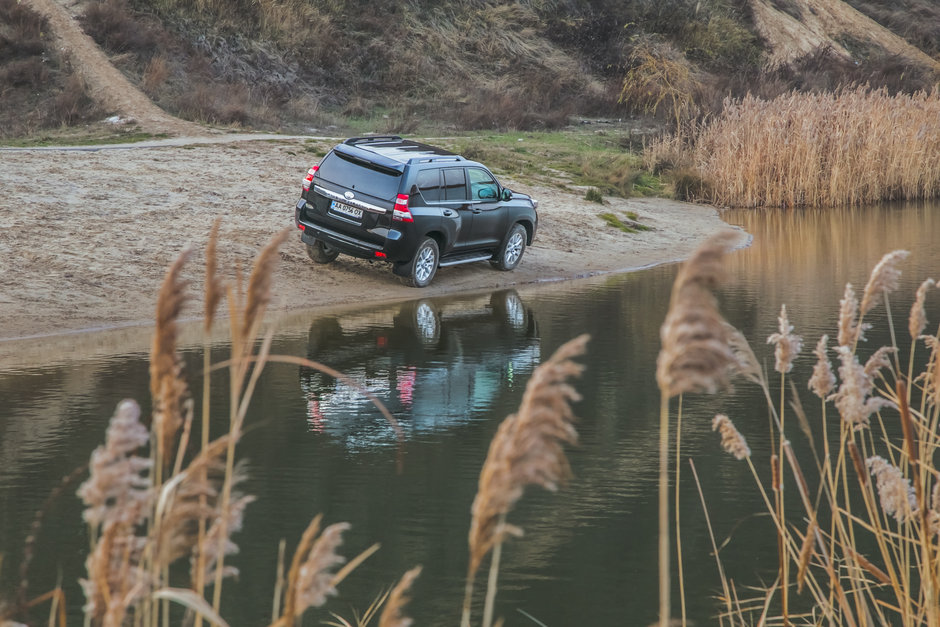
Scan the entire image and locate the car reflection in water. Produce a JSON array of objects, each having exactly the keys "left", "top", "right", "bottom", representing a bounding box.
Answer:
[{"left": 299, "top": 290, "right": 540, "bottom": 449}]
